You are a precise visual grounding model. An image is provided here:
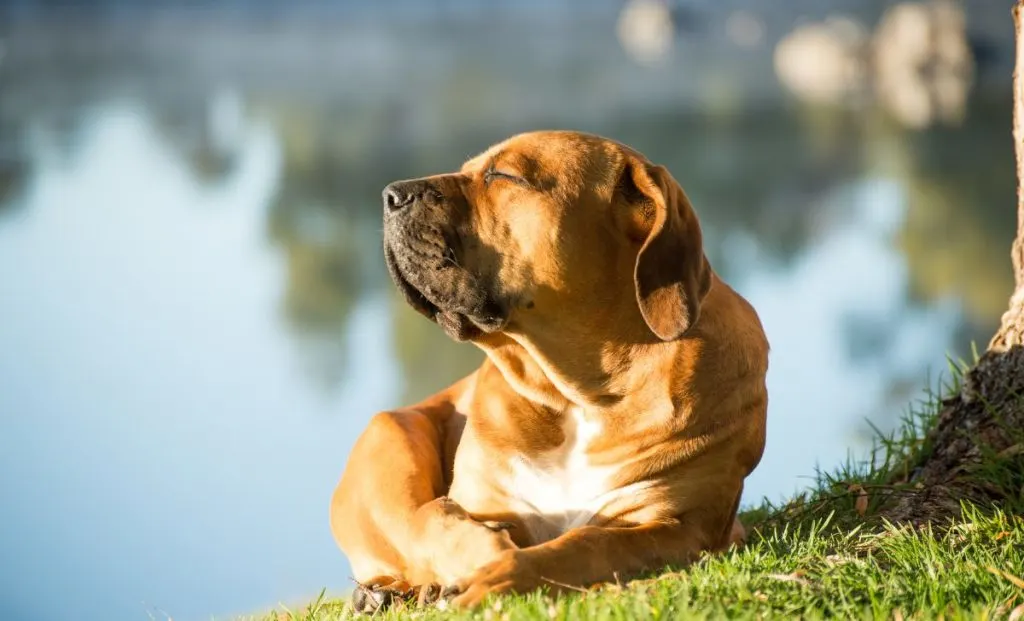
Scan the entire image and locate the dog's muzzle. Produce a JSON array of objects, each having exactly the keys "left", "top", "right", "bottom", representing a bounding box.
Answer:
[{"left": 381, "top": 179, "right": 506, "bottom": 341}]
